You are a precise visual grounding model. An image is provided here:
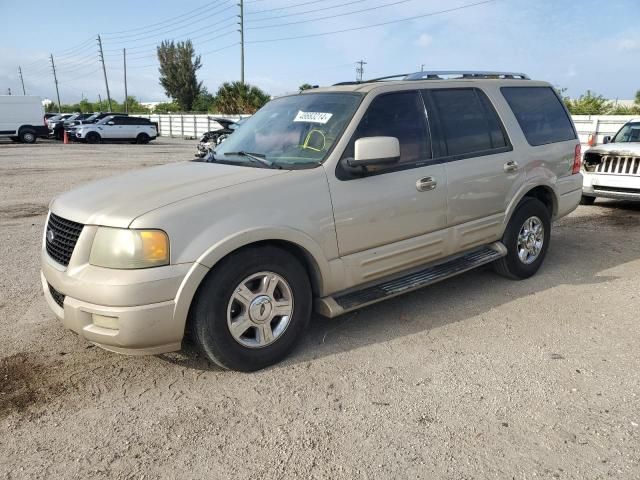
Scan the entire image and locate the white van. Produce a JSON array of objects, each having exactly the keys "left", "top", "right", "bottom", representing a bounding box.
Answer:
[{"left": 0, "top": 96, "right": 48, "bottom": 143}]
